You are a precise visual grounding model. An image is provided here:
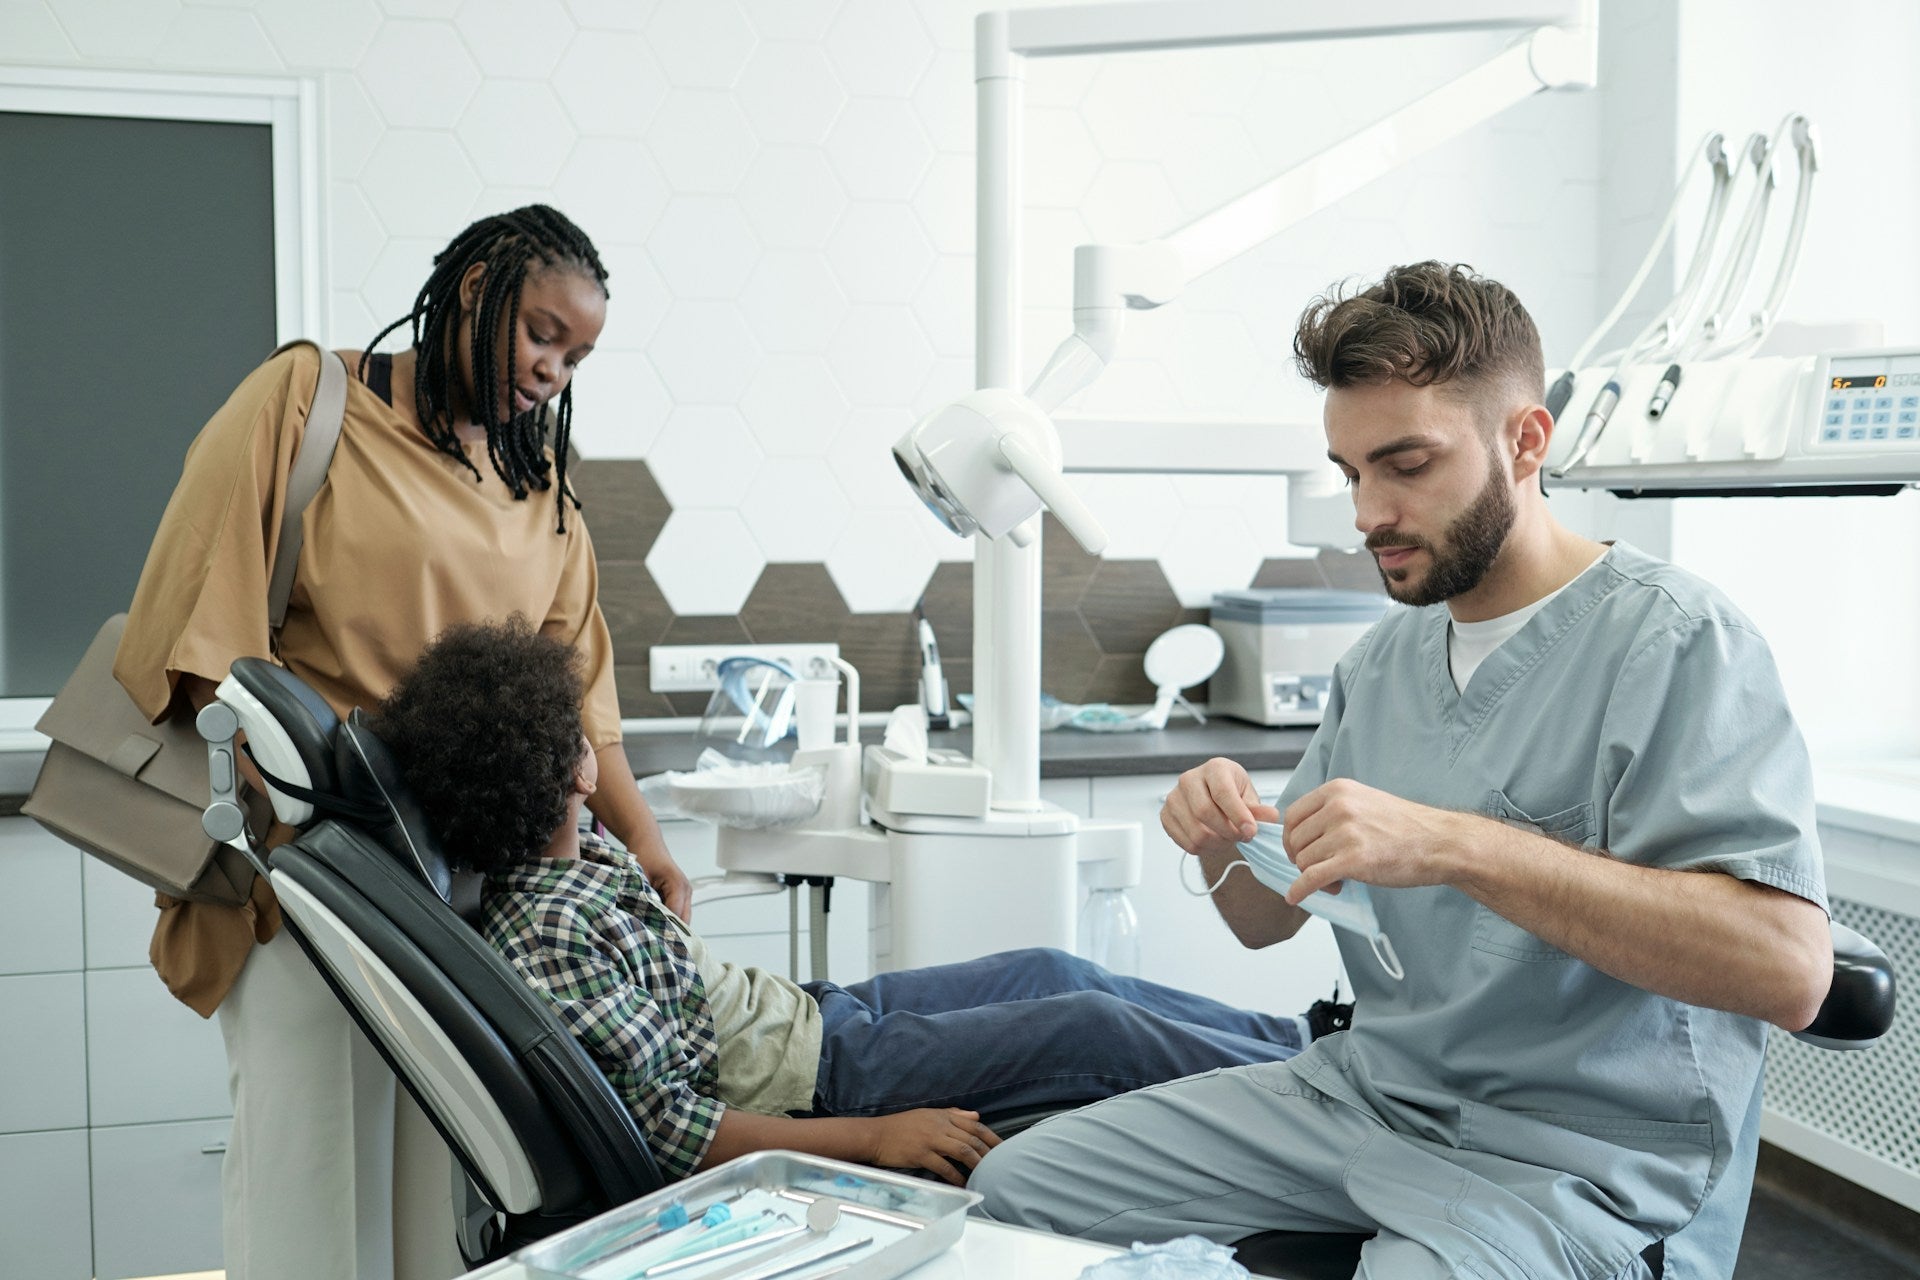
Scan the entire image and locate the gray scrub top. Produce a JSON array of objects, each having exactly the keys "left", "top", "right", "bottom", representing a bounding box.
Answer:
[{"left": 1273, "top": 541, "right": 1827, "bottom": 1246}]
